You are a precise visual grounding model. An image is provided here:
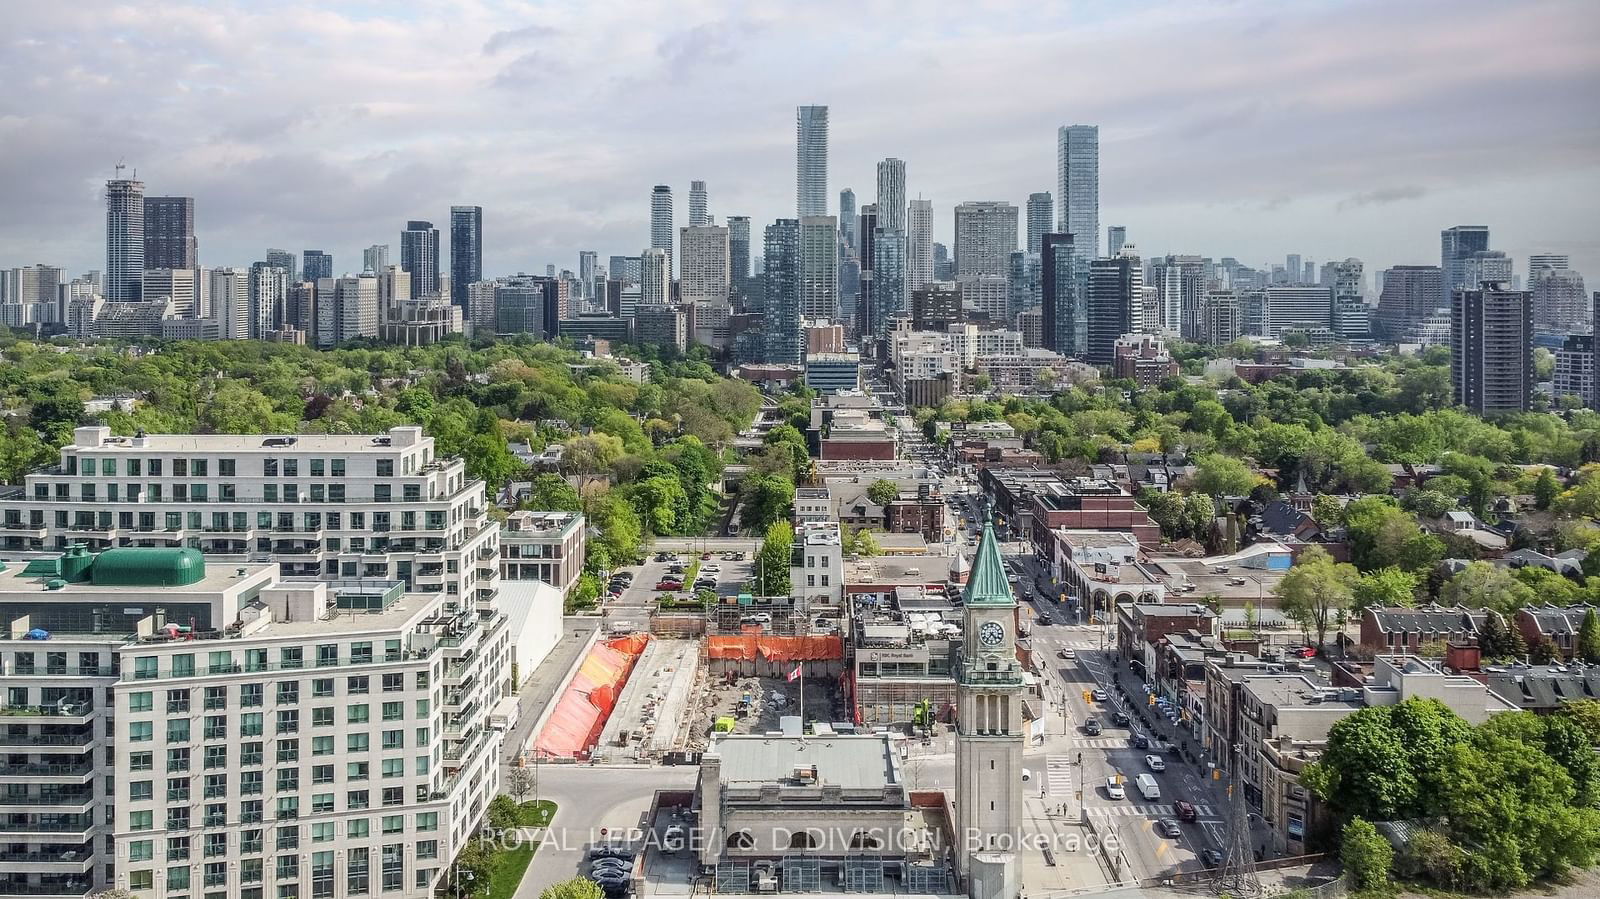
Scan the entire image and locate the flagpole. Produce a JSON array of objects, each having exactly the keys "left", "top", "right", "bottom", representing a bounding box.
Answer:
[{"left": 799, "top": 660, "right": 806, "bottom": 739}]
